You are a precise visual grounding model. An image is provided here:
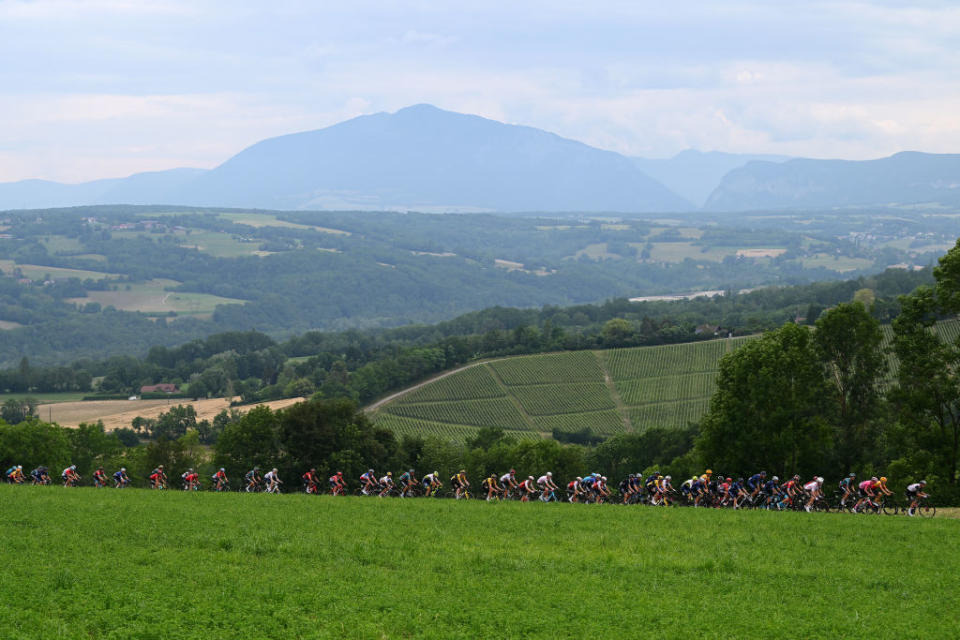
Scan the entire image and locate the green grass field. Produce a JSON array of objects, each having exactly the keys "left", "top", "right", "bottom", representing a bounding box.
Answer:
[
  {"left": 0, "top": 391, "right": 90, "bottom": 405},
  {"left": 1, "top": 486, "right": 956, "bottom": 639},
  {"left": 373, "top": 338, "right": 755, "bottom": 441},
  {"left": 0, "top": 259, "right": 120, "bottom": 281}
]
